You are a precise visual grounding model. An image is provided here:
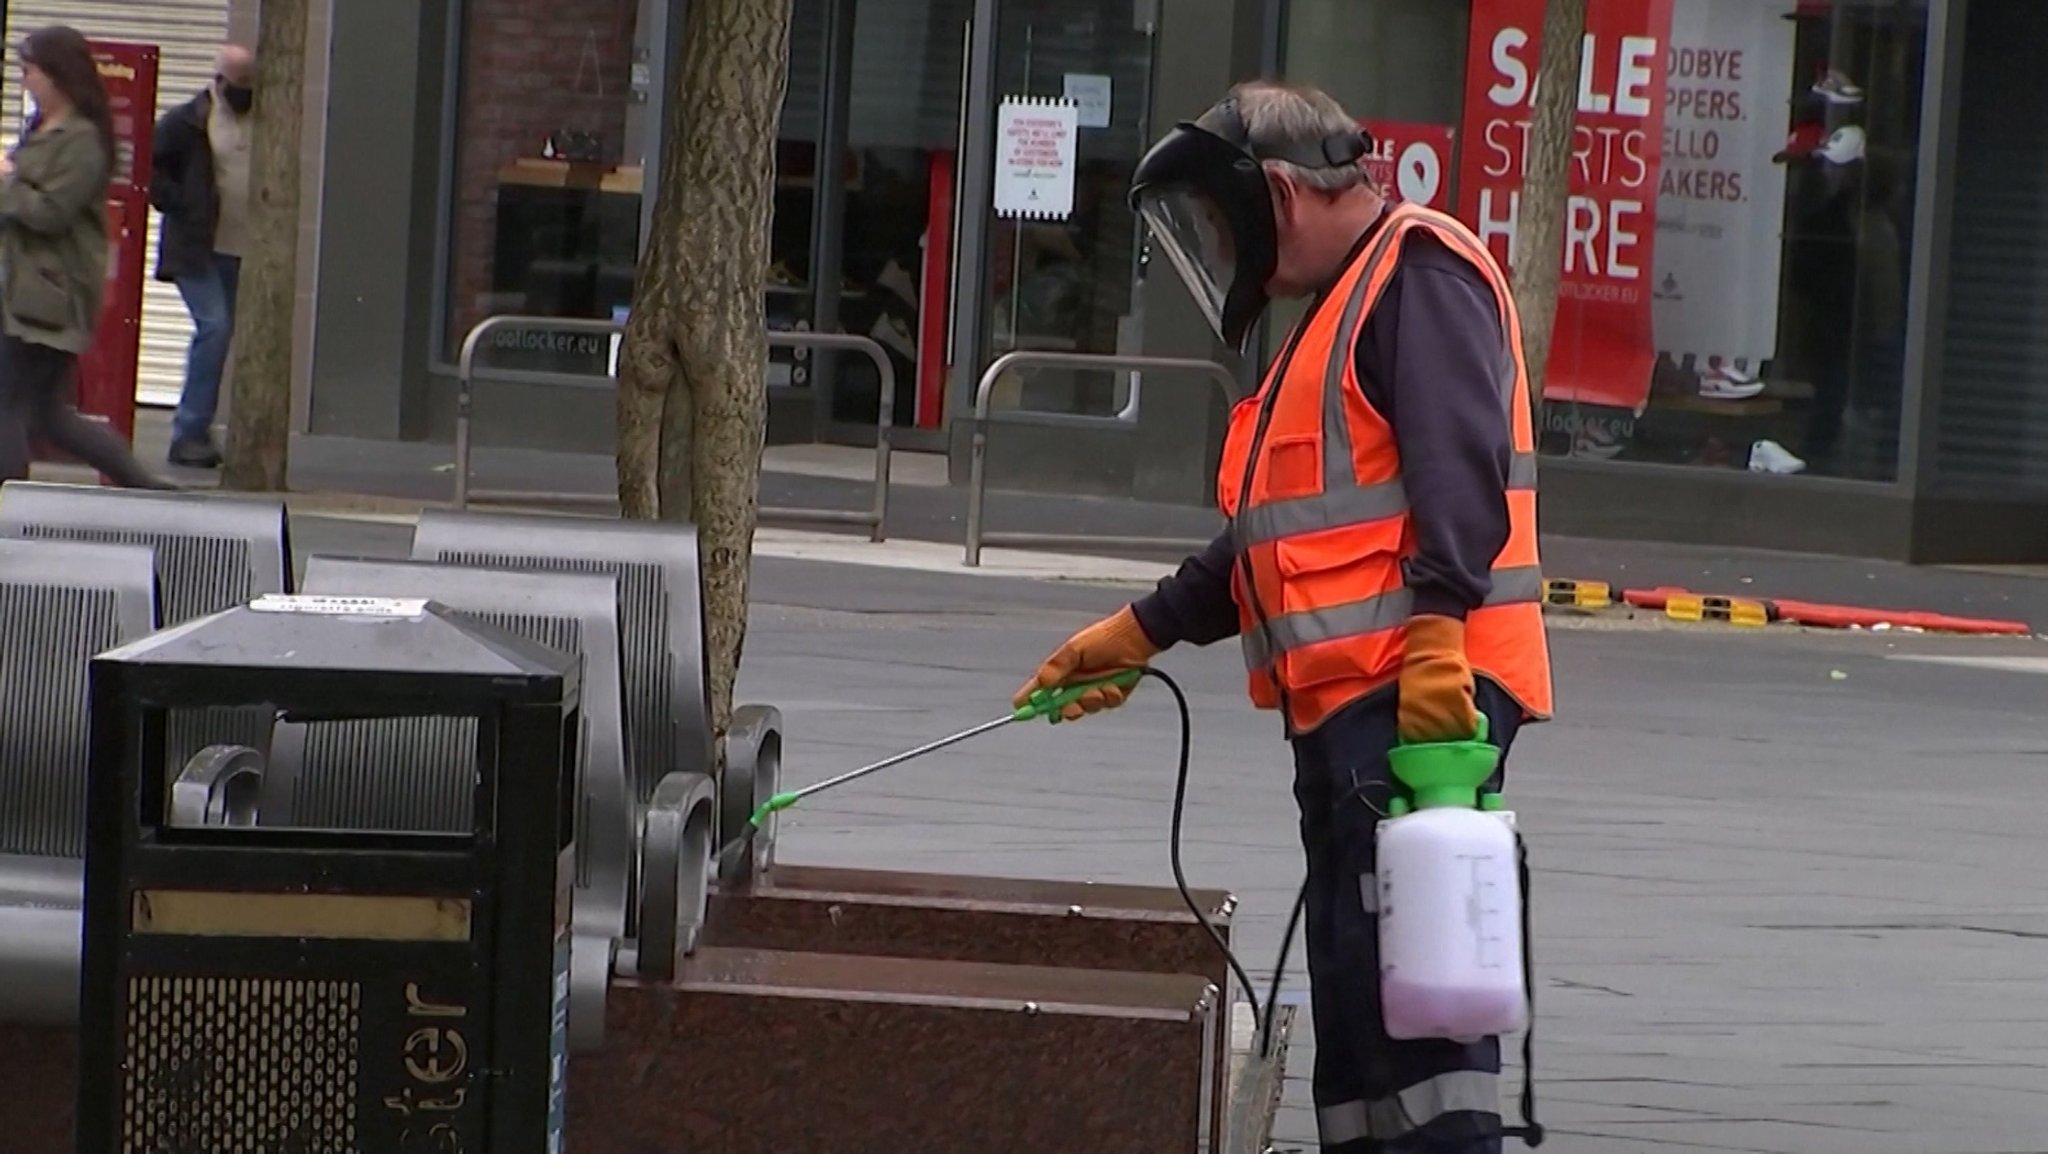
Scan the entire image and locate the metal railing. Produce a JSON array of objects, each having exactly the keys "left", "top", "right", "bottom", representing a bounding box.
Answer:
[
  {"left": 964, "top": 351, "right": 1240, "bottom": 566},
  {"left": 454, "top": 316, "right": 895, "bottom": 542}
]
